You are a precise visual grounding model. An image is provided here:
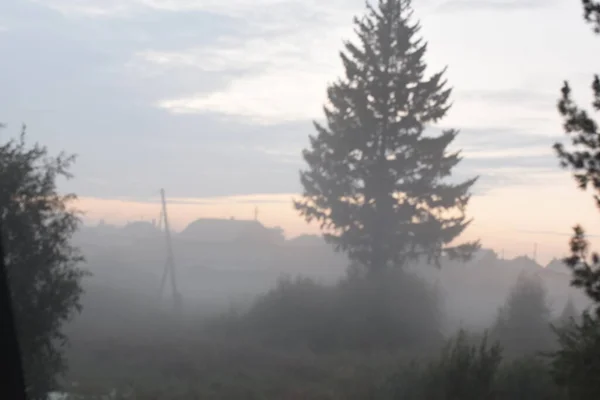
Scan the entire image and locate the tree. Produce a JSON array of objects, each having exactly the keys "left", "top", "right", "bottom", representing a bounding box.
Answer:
[
  {"left": 491, "top": 273, "right": 553, "bottom": 356},
  {"left": 557, "top": 297, "right": 579, "bottom": 327},
  {"left": 294, "top": 0, "right": 479, "bottom": 275},
  {"left": 0, "top": 126, "right": 87, "bottom": 399},
  {"left": 550, "top": 312, "right": 600, "bottom": 399},
  {"left": 551, "top": 1, "right": 600, "bottom": 395},
  {"left": 553, "top": 0, "right": 600, "bottom": 317}
]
